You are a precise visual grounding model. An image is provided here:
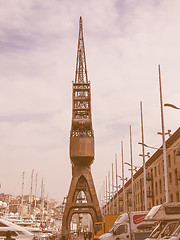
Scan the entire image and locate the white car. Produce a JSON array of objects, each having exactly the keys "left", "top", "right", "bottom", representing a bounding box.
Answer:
[
  {"left": 159, "top": 224, "right": 180, "bottom": 240},
  {"left": 0, "top": 218, "right": 36, "bottom": 239},
  {"left": 145, "top": 221, "right": 179, "bottom": 240},
  {"left": 24, "top": 227, "right": 49, "bottom": 240}
]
